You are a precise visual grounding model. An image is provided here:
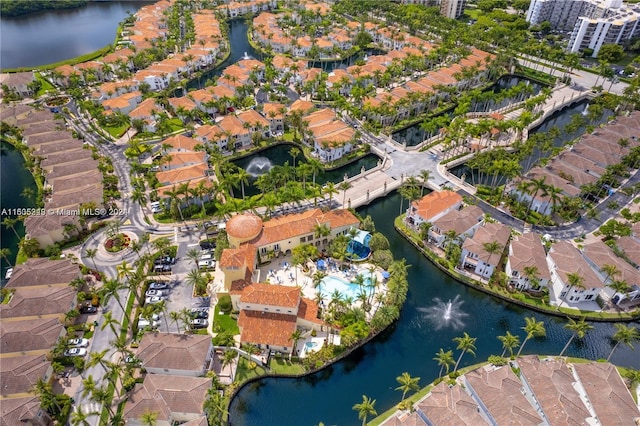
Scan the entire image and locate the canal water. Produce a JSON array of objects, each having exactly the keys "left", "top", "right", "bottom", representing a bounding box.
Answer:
[
  {"left": 392, "top": 75, "right": 544, "bottom": 146},
  {"left": 232, "top": 143, "right": 380, "bottom": 197},
  {"left": 449, "top": 99, "right": 613, "bottom": 185},
  {"left": 0, "top": 1, "right": 150, "bottom": 69},
  {"left": 0, "top": 142, "right": 38, "bottom": 276},
  {"left": 229, "top": 192, "right": 640, "bottom": 426}
]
